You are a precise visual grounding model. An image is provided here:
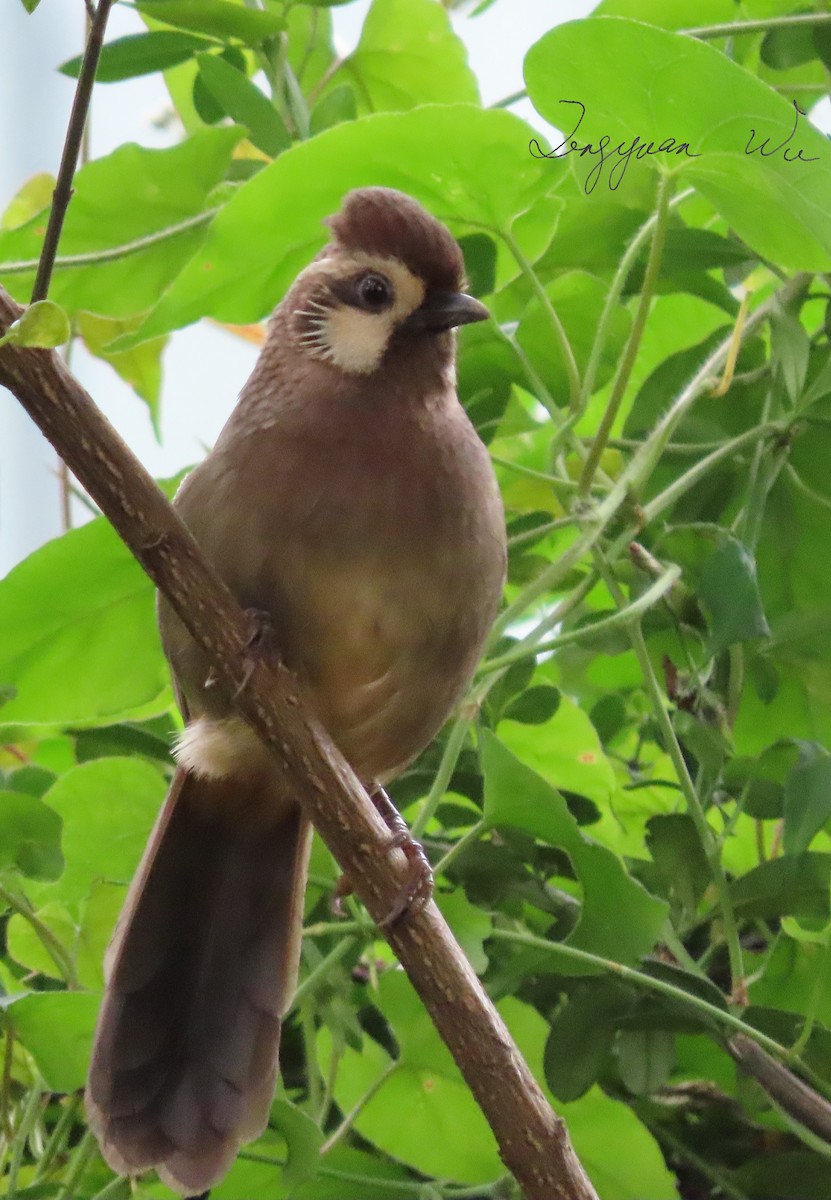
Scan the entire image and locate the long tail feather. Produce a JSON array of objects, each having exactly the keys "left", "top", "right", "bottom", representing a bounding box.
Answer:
[{"left": 86, "top": 769, "right": 311, "bottom": 1195}]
